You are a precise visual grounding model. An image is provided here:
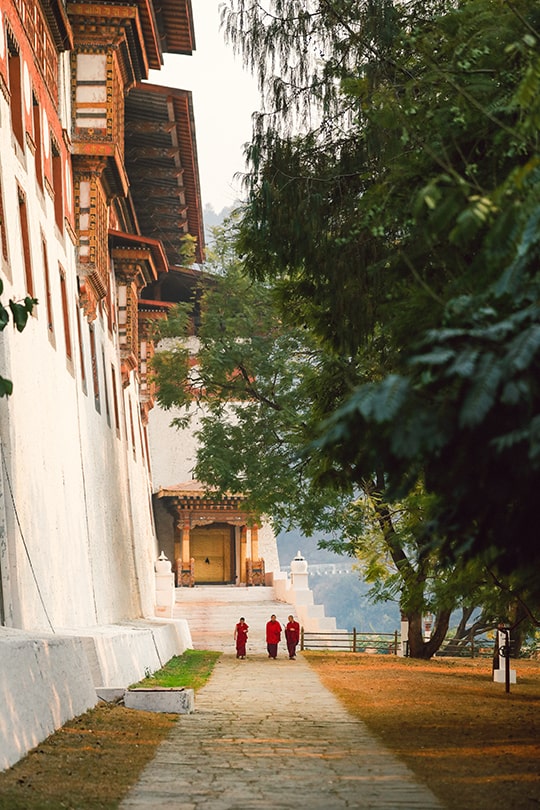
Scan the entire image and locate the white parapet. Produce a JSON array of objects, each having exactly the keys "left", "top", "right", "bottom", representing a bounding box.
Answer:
[
  {"left": 275, "top": 552, "right": 338, "bottom": 633},
  {"left": 272, "top": 570, "right": 291, "bottom": 603},
  {"left": 0, "top": 618, "right": 193, "bottom": 771},
  {"left": 155, "top": 551, "right": 175, "bottom": 615},
  {"left": 0, "top": 629, "right": 97, "bottom": 772}
]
